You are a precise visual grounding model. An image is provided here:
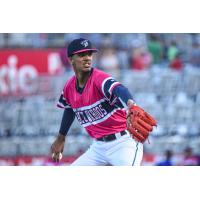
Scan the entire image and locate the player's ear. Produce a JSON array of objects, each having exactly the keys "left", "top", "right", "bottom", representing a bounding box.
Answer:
[{"left": 68, "top": 57, "right": 74, "bottom": 65}]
